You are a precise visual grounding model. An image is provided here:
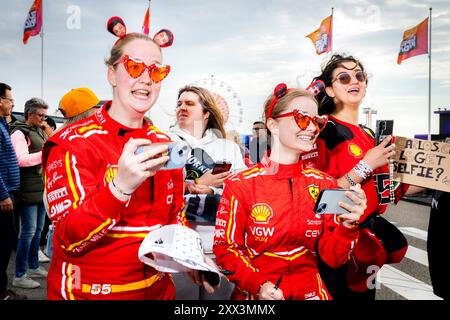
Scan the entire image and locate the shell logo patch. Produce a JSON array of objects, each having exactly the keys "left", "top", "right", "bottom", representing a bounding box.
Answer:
[
  {"left": 348, "top": 143, "right": 363, "bottom": 158},
  {"left": 250, "top": 203, "right": 274, "bottom": 224},
  {"left": 104, "top": 164, "right": 118, "bottom": 184},
  {"left": 308, "top": 184, "right": 320, "bottom": 202}
]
